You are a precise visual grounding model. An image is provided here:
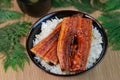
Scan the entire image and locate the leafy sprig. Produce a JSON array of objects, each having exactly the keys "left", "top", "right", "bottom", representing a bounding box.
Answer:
[
  {"left": 98, "top": 12, "right": 120, "bottom": 50},
  {"left": 0, "top": 22, "right": 32, "bottom": 71},
  {"left": 0, "top": 0, "right": 12, "bottom": 8},
  {"left": 51, "top": 0, "right": 120, "bottom": 13},
  {"left": 103, "top": 0, "right": 120, "bottom": 12},
  {"left": 51, "top": 0, "right": 104, "bottom": 13},
  {"left": 0, "top": 0, "right": 32, "bottom": 71},
  {"left": 0, "top": 9, "right": 22, "bottom": 24}
]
